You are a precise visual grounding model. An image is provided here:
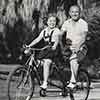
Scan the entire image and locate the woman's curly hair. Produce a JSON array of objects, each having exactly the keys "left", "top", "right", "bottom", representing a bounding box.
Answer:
[{"left": 43, "top": 13, "right": 59, "bottom": 26}]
